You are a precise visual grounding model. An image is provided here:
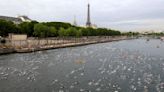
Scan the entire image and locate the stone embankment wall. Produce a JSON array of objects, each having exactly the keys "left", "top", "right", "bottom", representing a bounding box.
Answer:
[
  {"left": 0, "top": 36, "right": 129, "bottom": 54},
  {"left": 8, "top": 36, "right": 127, "bottom": 47}
]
